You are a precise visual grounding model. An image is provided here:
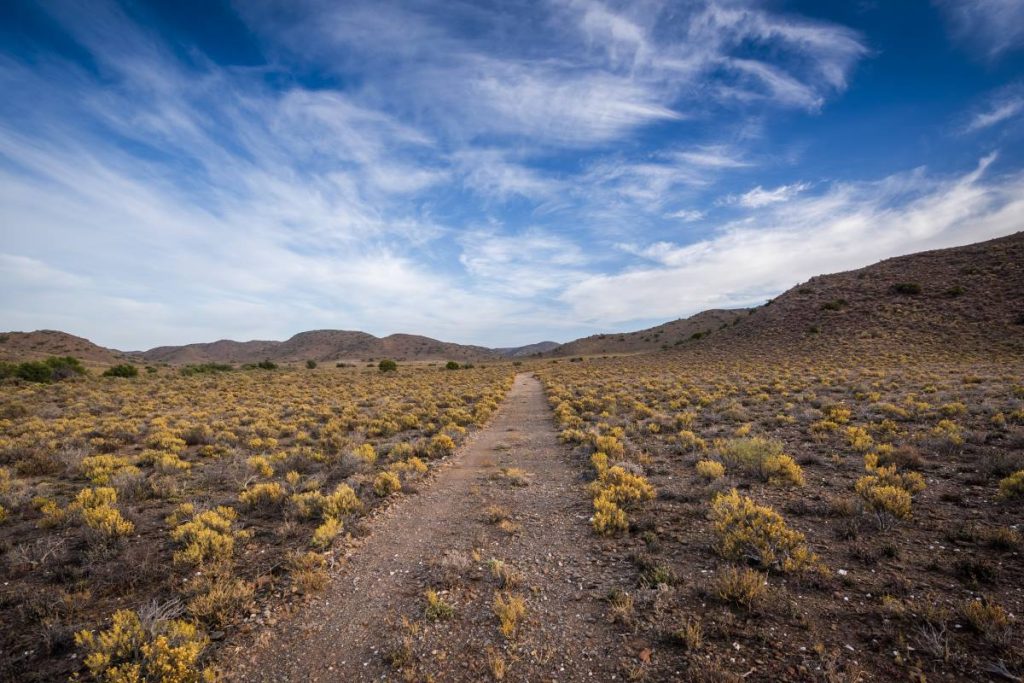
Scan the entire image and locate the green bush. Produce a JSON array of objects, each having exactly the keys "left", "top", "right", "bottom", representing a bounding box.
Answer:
[
  {"left": 102, "top": 364, "right": 139, "bottom": 378},
  {"left": 445, "top": 361, "right": 460, "bottom": 370},
  {"left": 305, "top": 360, "right": 317, "bottom": 369},
  {"left": 378, "top": 359, "right": 398, "bottom": 373},
  {"left": 180, "top": 363, "right": 233, "bottom": 376},
  {"left": 0, "top": 356, "right": 86, "bottom": 383},
  {"left": 256, "top": 360, "right": 277, "bottom": 370}
]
